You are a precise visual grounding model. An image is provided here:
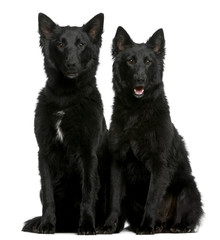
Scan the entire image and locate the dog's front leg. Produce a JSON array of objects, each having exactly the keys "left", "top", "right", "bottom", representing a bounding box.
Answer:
[
  {"left": 38, "top": 151, "right": 56, "bottom": 233},
  {"left": 137, "top": 157, "right": 169, "bottom": 234},
  {"left": 78, "top": 153, "right": 98, "bottom": 235},
  {"left": 99, "top": 155, "right": 125, "bottom": 234}
]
